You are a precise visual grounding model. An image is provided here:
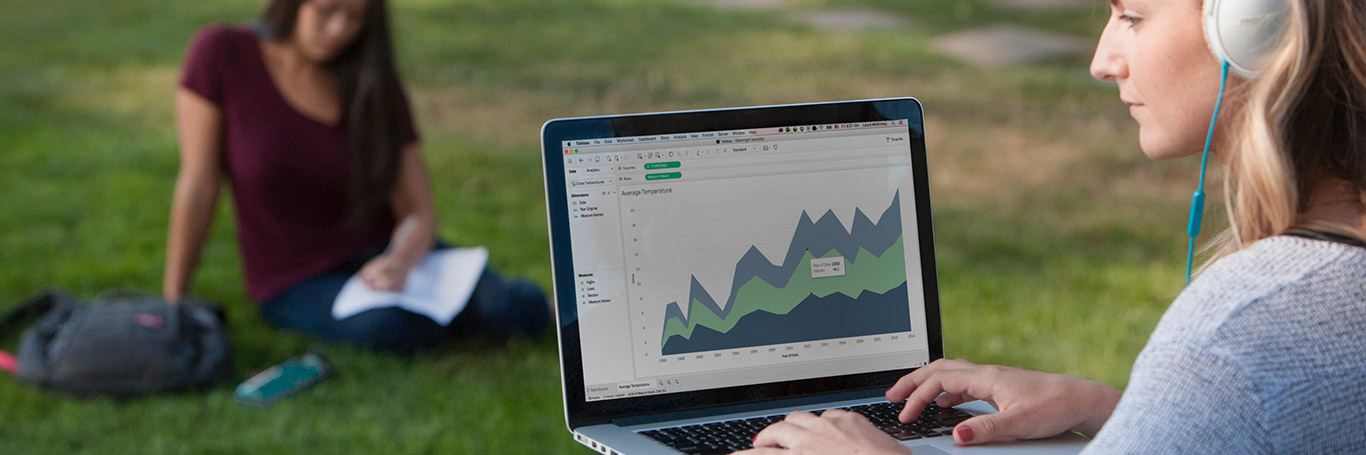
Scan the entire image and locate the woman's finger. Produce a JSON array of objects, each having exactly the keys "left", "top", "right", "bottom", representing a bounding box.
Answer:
[
  {"left": 823, "top": 409, "right": 874, "bottom": 429},
  {"left": 820, "top": 408, "right": 857, "bottom": 419},
  {"left": 942, "top": 358, "right": 977, "bottom": 369},
  {"left": 361, "top": 264, "right": 383, "bottom": 281},
  {"left": 732, "top": 448, "right": 785, "bottom": 455},
  {"left": 780, "top": 411, "right": 822, "bottom": 428},
  {"left": 905, "top": 367, "right": 1005, "bottom": 423},
  {"left": 885, "top": 372, "right": 918, "bottom": 403},
  {"left": 898, "top": 374, "right": 945, "bottom": 423},
  {"left": 885, "top": 359, "right": 947, "bottom": 402},
  {"left": 887, "top": 358, "right": 974, "bottom": 400},
  {"left": 953, "top": 409, "right": 1024, "bottom": 445},
  {"left": 751, "top": 420, "right": 810, "bottom": 449},
  {"left": 935, "top": 392, "right": 966, "bottom": 409}
]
